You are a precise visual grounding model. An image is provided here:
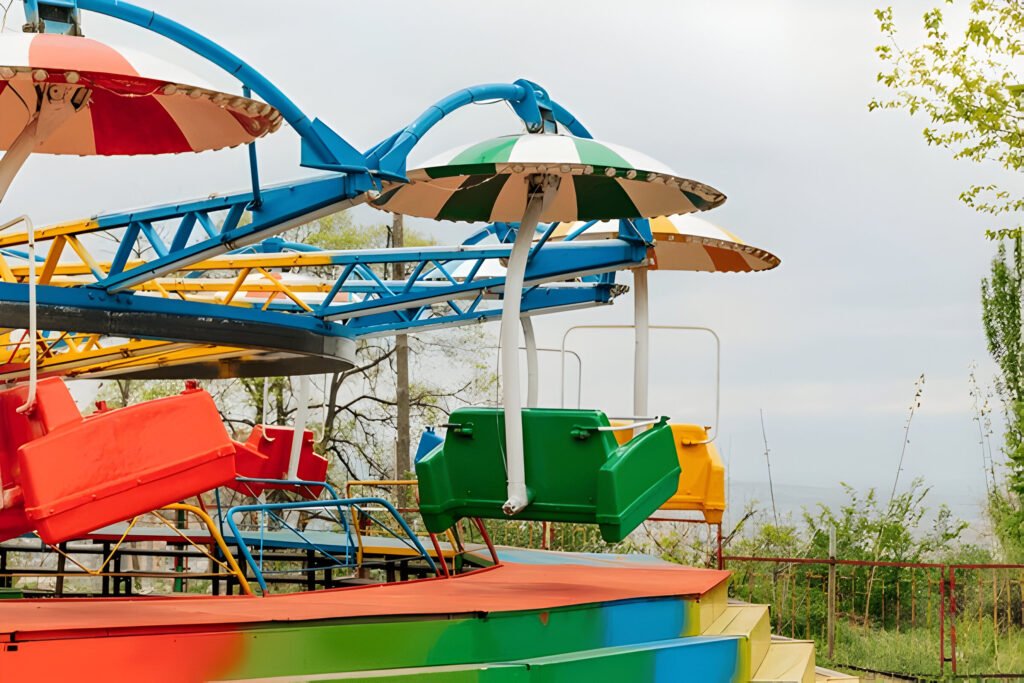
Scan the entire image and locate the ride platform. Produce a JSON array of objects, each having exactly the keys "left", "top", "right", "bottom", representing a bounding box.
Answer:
[
  {"left": 0, "top": 558, "right": 847, "bottom": 682},
  {"left": 0, "top": 562, "right": 729, "bottom": 681}
]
